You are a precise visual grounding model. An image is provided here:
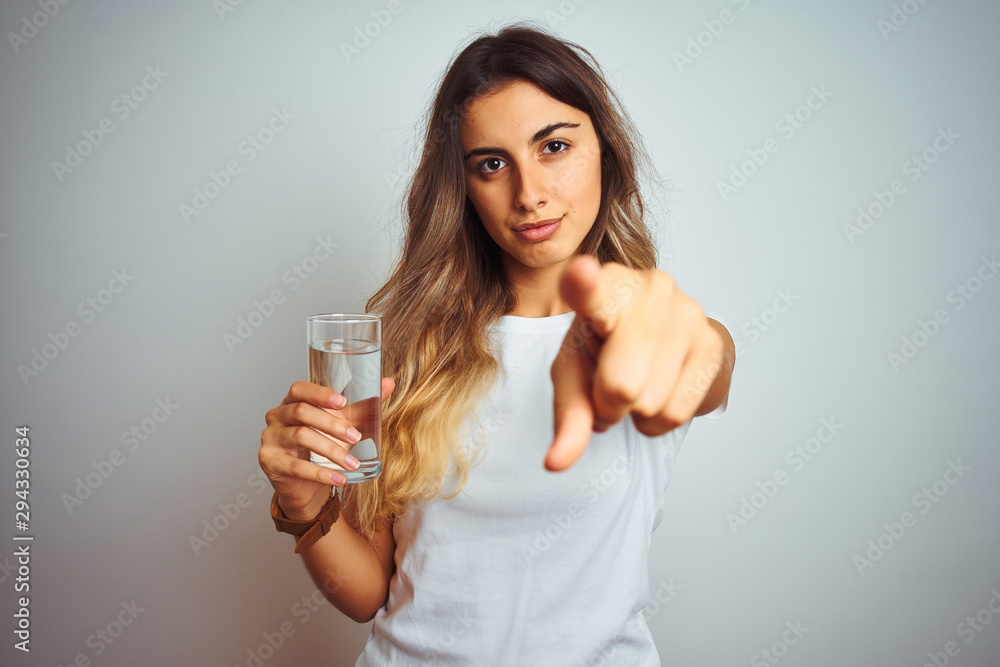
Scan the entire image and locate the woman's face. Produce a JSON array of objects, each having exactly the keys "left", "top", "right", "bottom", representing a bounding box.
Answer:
[{"left": 460, "top": 80, "right": 602, "bottom": 280}]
